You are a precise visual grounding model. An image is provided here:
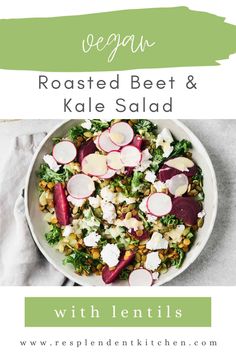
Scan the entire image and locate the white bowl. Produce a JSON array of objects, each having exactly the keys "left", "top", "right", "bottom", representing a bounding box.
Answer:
[{"left": 25, "top": 119, "right": 218, "bottom": 286}]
